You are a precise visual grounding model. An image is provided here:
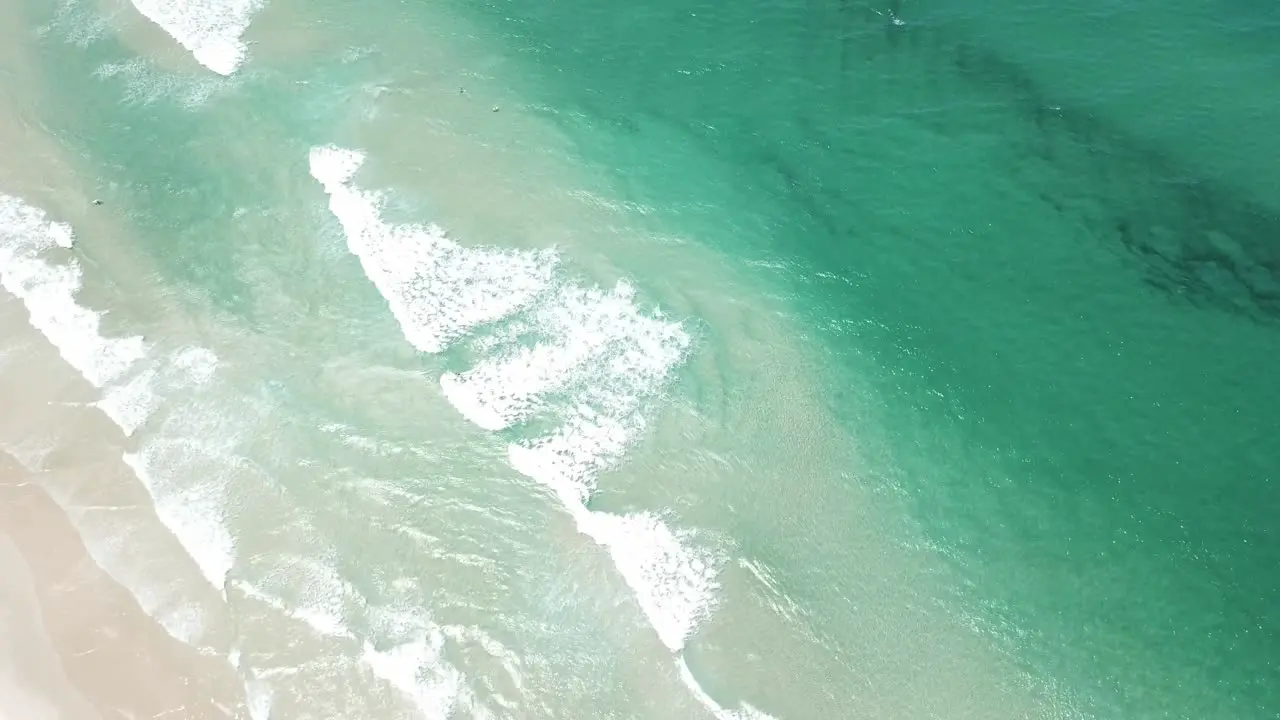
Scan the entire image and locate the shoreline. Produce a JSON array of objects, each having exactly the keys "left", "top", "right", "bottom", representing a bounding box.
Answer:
[
  {"left": 0, "top": 448, "right": 243, "bottom": 720},
  {"left": 1, "top": 5, "right": 249, "bottom": 716},
  {"left": 9, "top": 0, "right": 1086, "bottom": 715},
  {"left": 0, "top": 289, "right": 246, "bottom": 720},
  {"left": 292, "top": 4, "right": 1076, "bottom": 716}
]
